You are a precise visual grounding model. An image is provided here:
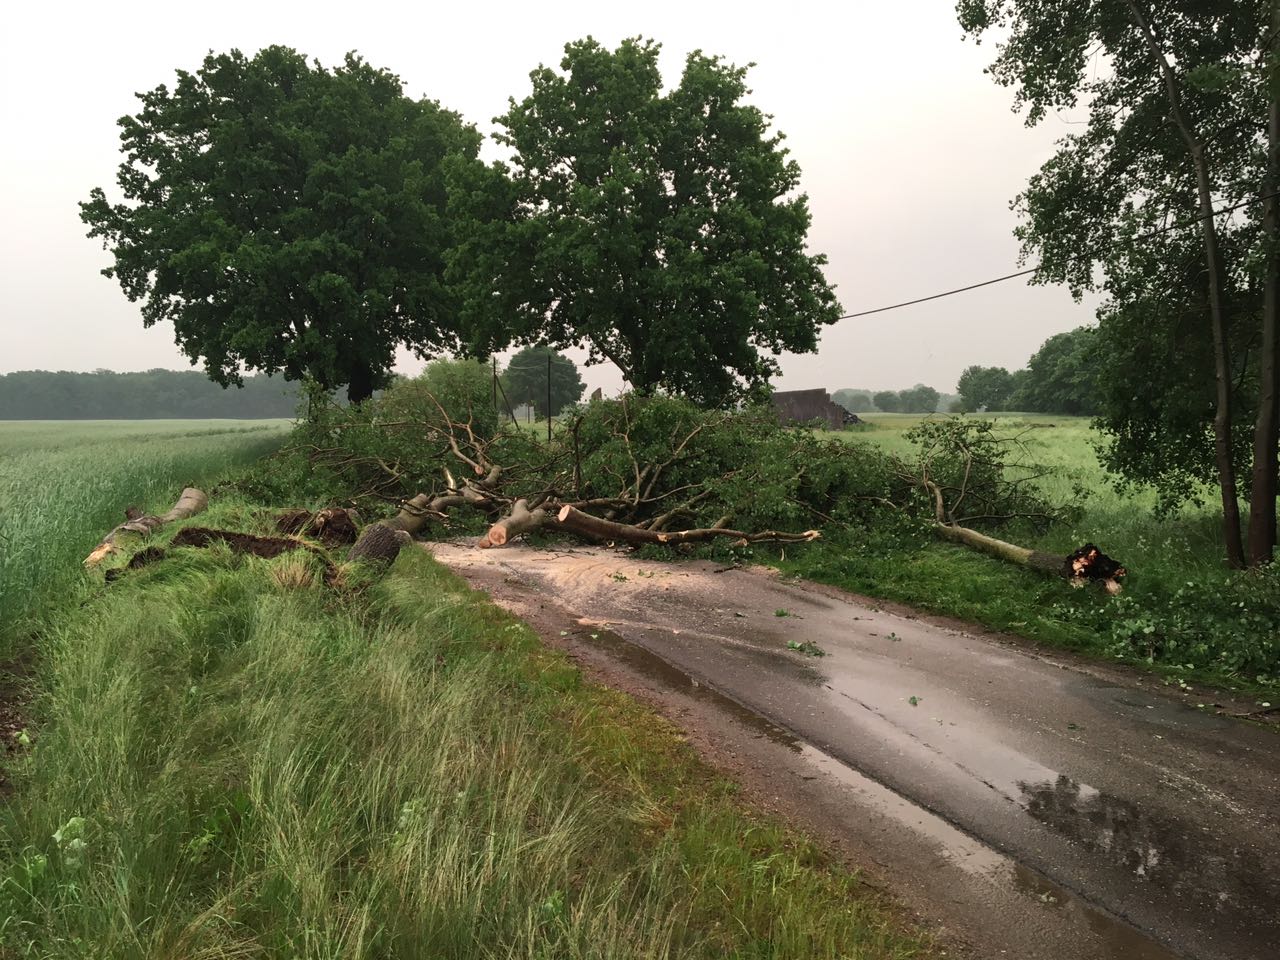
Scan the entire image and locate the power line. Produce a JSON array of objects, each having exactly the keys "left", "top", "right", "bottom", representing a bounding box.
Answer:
[{"left": 835, "top": 191, "right": 1280, "bottom": 322}]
